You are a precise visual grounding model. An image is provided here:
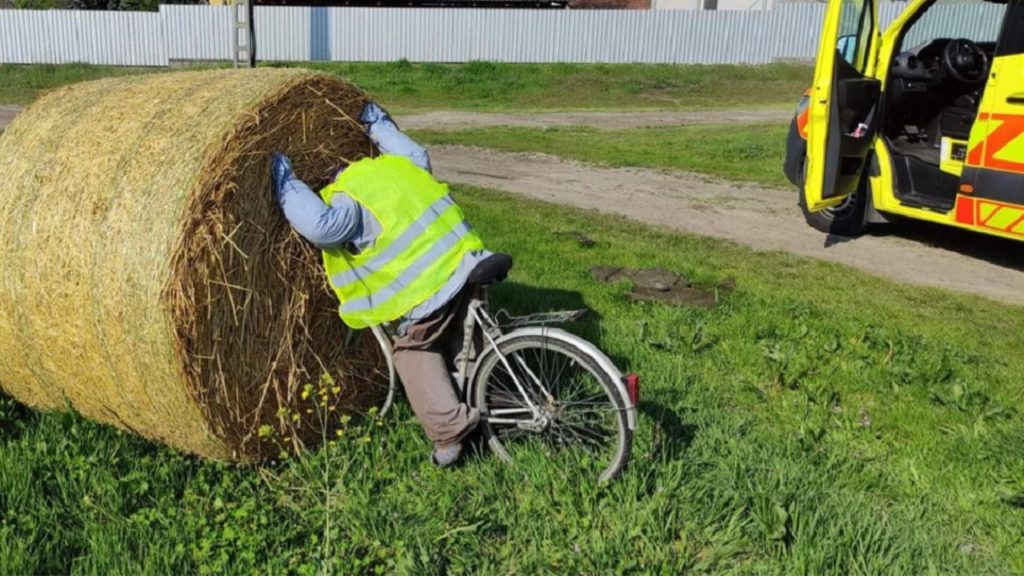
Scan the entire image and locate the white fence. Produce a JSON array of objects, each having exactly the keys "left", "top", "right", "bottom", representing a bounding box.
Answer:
[
  {"left": 0, "top": 3, "right": 1007, "bottom": 67},
  {"left": 0, "top": 9, "right": 166, "bottom": 65}
]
